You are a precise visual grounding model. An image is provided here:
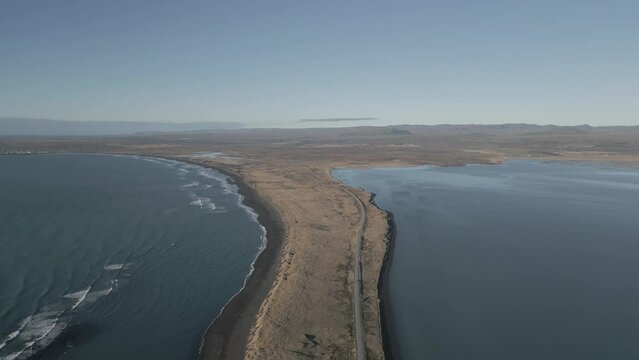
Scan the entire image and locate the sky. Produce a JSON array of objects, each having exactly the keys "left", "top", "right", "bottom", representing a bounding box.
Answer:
[{"left": 1, "top": 0, "right": 638, "bottom": 127}]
